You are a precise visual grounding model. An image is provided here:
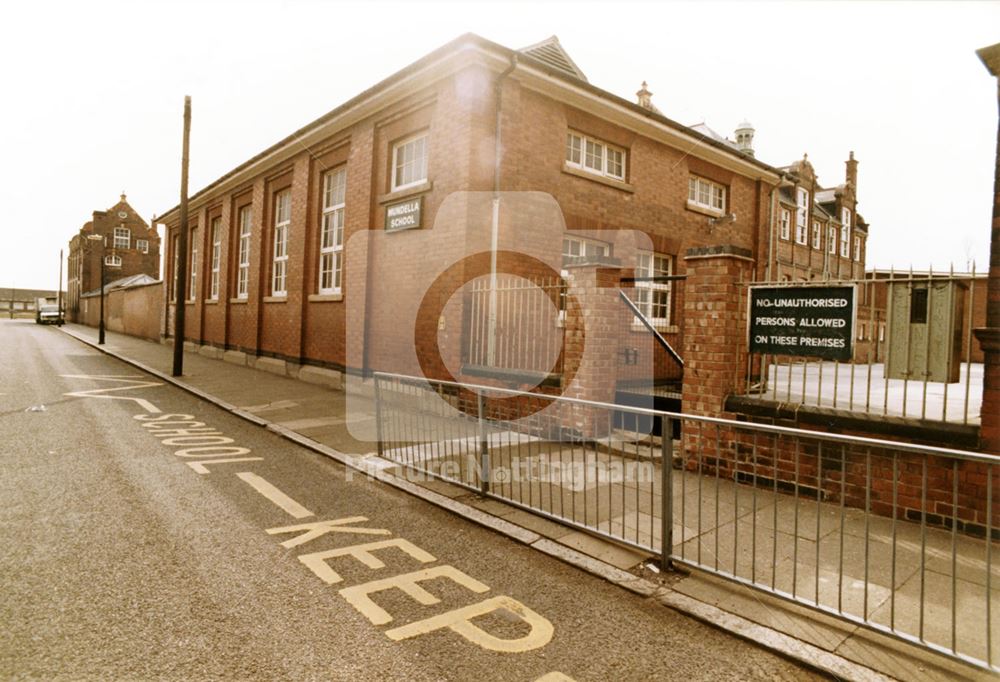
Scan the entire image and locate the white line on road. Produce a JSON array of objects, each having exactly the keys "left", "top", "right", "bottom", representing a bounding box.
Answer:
[
  {"left": 61, "top": 374, "right": 163, "bottom": 413},
  {"left": 236, "top": 472, "right": 314, "bottom": 519}
]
